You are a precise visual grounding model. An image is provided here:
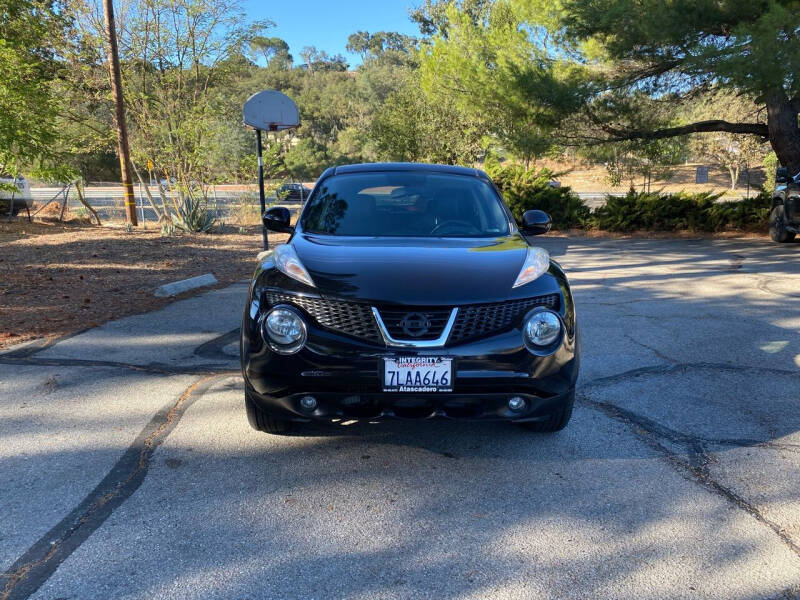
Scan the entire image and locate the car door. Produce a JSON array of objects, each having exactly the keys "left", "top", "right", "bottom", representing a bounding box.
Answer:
[{"left": 786, "top": 179, "right": 800, "bottom": 224}]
